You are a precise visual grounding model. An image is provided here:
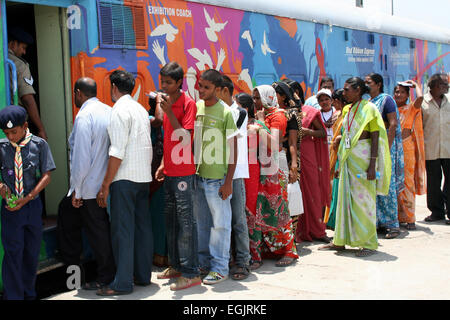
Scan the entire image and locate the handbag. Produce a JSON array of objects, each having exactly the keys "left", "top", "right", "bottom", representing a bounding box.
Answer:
[{"left": 287, "top": 181, "right": 304, "bottom": 217}]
